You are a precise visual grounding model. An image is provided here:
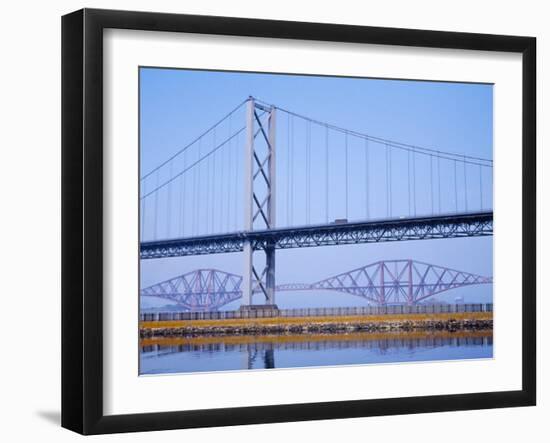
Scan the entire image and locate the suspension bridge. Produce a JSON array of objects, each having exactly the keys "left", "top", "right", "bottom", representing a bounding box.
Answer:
[{"left": 140, "top": 97, "right": 493, "bottom": 309}]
